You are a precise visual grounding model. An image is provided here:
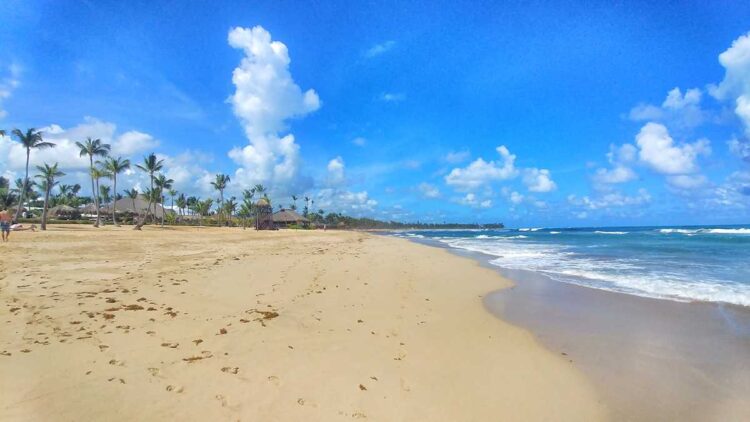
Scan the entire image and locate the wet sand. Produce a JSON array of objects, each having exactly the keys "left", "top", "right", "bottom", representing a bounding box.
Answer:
[
  {"left": 0, "top": 225, "right": 605, "bottom": 421},
  {"left": 425, "top": 243, "right": 750, "bottom": 421}
]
